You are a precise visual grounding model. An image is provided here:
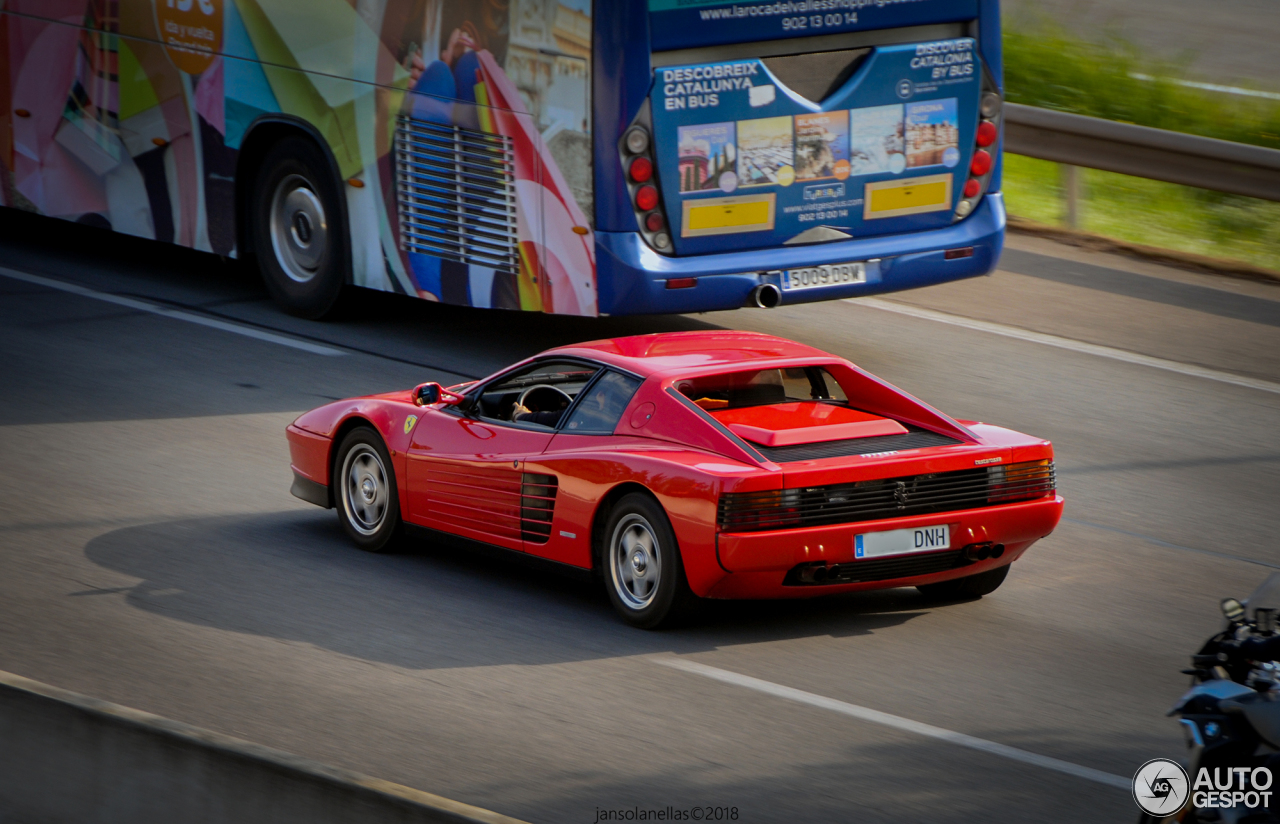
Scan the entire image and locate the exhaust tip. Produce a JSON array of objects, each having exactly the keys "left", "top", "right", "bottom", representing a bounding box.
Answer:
[
  {"left": 964, "top": 542, "right": 995, "bottom": 562},
  {"left": 812, "top": 565, "right": 828, "bottom": 582},
  {"left": 751, "top": 283, "right": 781, "bottom": 309}
]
